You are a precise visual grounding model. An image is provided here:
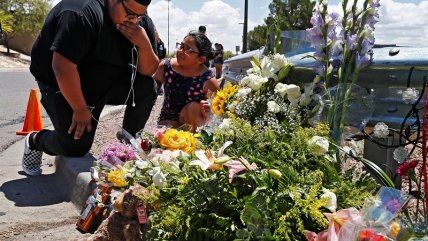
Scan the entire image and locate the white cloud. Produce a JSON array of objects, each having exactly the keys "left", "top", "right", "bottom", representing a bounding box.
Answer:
[
  {"left": 375, "top": 0, "right": 428, "bottom": 46},
  {"left": 327, "top": 0, "right": 428, "bottom": 47},
  {"left": 149, "top": 0, "right": 256, "bottom": 52}
]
